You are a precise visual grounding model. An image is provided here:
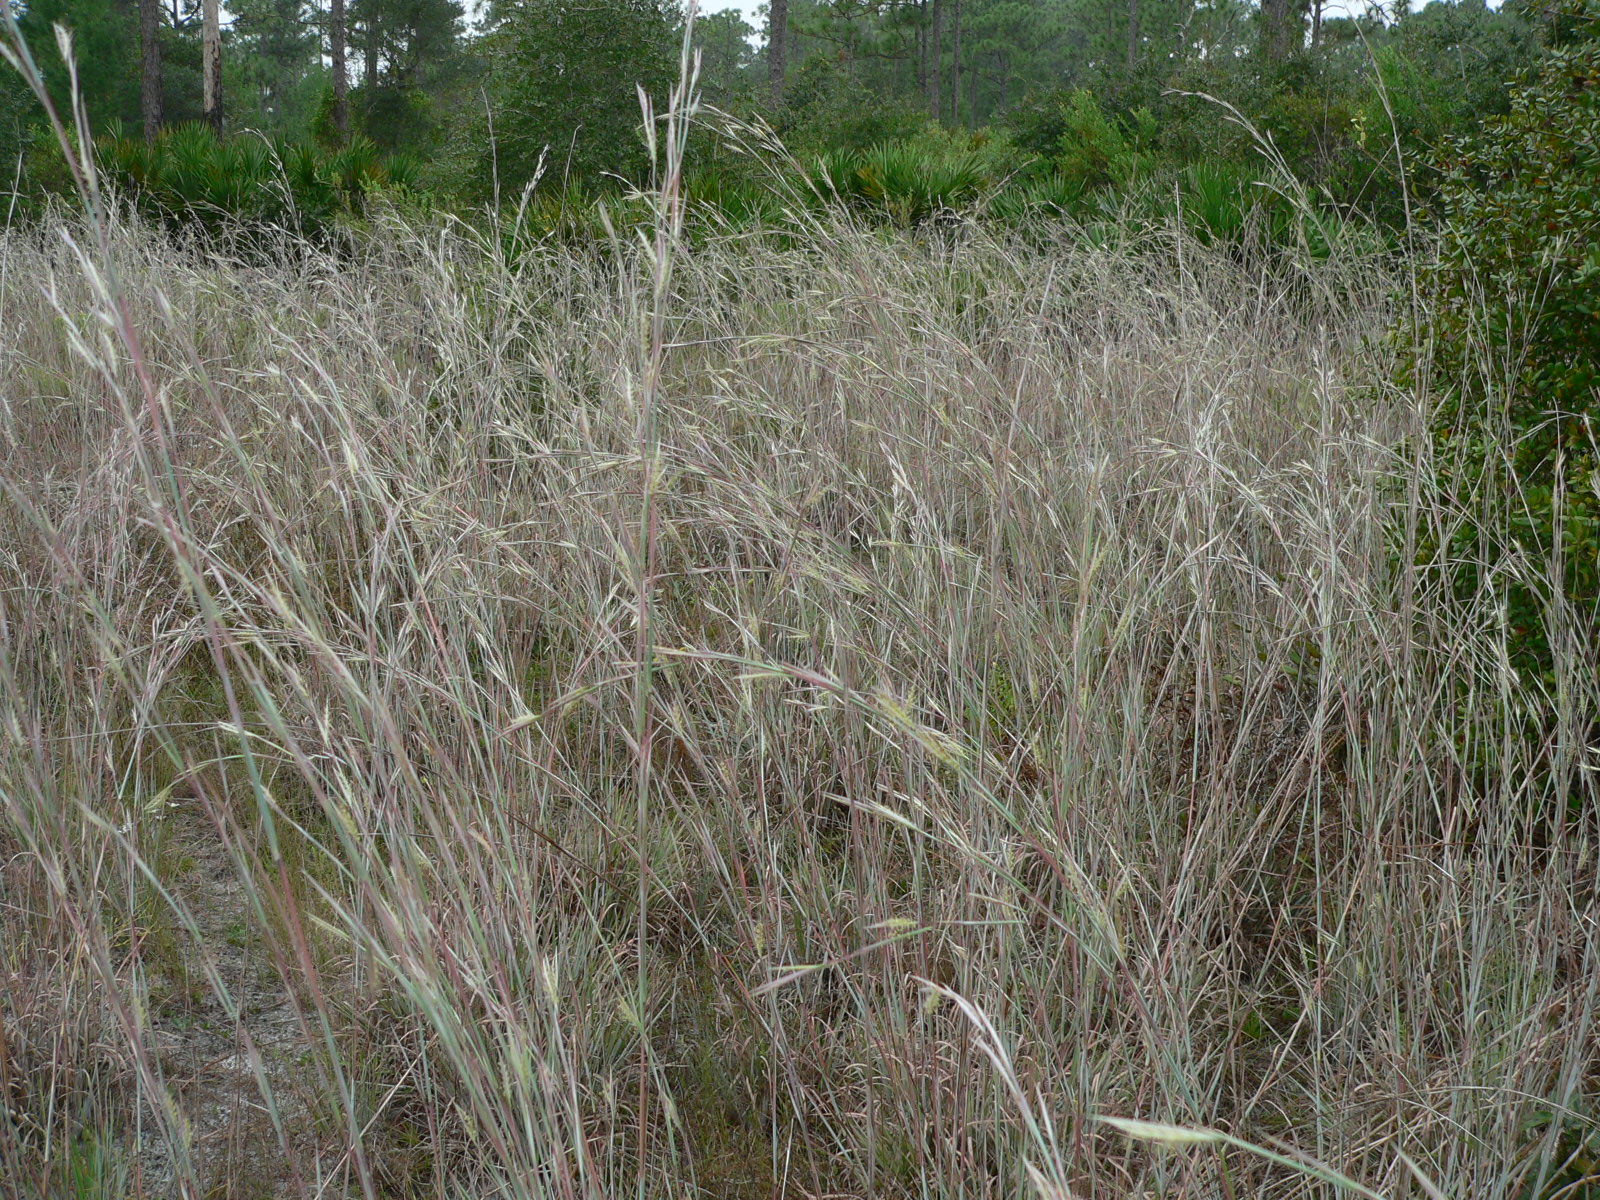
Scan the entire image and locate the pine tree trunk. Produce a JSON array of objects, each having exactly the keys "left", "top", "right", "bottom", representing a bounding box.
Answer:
[
  {"left": 929, "top": 0, "right": 943, "bottom": 120},
  {"left": 330, "top": 0, "right": 348, "bottom": 141},
  {"left": 768, "top": 0, "right": 787, "bottom": 105},
  {"left": 915, "top": 0, "right": 926, "bottom": 97},
  {"left": 202, "top": 0, "right": 222, "bottom": 133},
  {"left": 1125, "top": 0, "right": 1139, "bottom": 75},
  {"left": 139, "top": 0, "right": 162, "bottom": 143},
  {"left": 949, "top": 0, "right": 961, "bottom": 125},
  {"left": 1260, "top": 0, "right": 1299, "bottom": 61}
]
